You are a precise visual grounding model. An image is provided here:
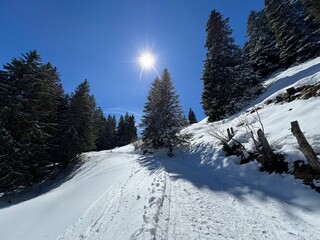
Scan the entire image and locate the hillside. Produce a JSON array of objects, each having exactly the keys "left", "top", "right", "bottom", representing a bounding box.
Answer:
[{"left": 0, "top": 57, "right": 320, "bottom": 239}]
